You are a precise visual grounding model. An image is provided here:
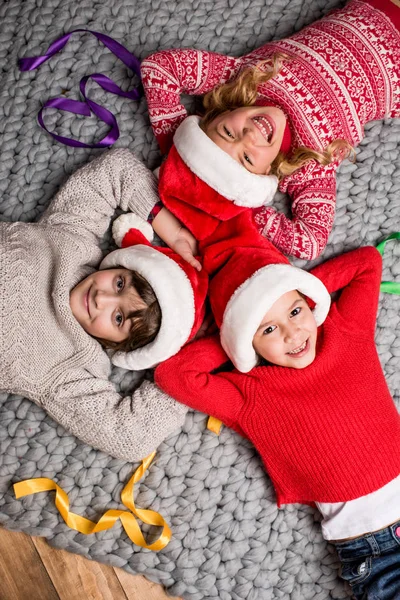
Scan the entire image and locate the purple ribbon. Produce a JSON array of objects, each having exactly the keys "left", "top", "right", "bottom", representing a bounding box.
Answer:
[{"left": 19, "top": 30, "right": 142, "bottom": 148}]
